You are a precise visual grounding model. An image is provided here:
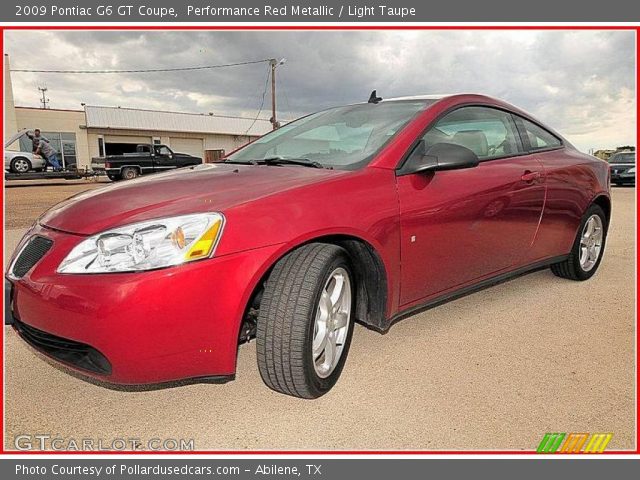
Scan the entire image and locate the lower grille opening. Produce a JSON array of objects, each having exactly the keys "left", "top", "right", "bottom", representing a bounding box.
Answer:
[{"left": 13, "top": 319, "right": 112, "bottom": 375}]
